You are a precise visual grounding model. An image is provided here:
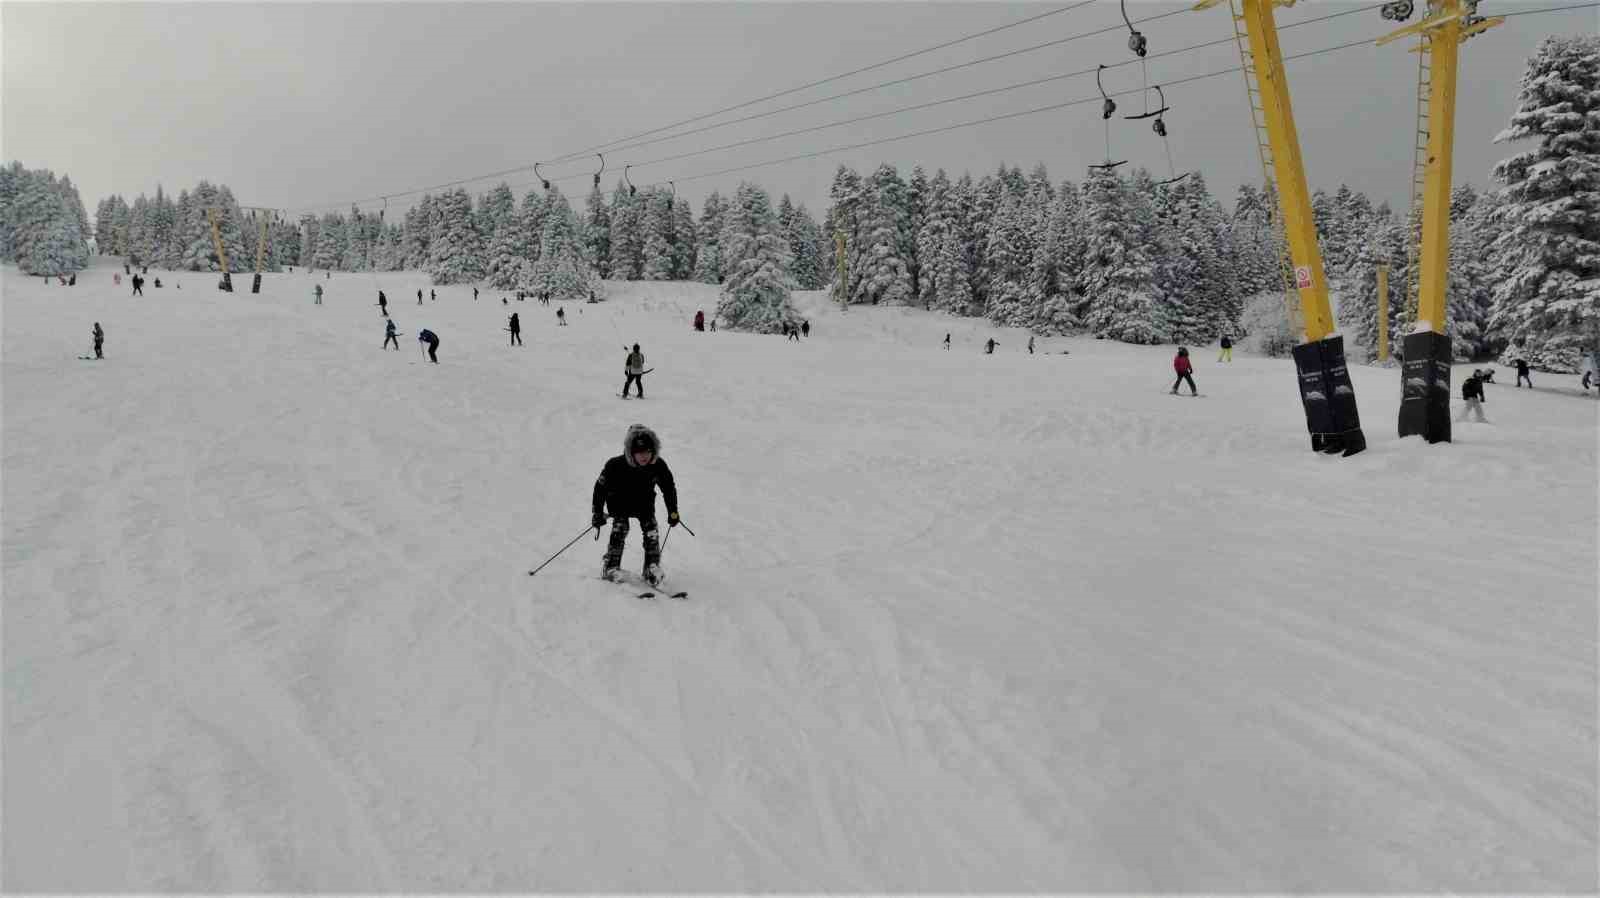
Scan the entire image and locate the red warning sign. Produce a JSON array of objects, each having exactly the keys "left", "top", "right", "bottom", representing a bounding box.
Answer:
[{"left": 1294, "top": 266, "right": 1313, "bottom": 289}]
